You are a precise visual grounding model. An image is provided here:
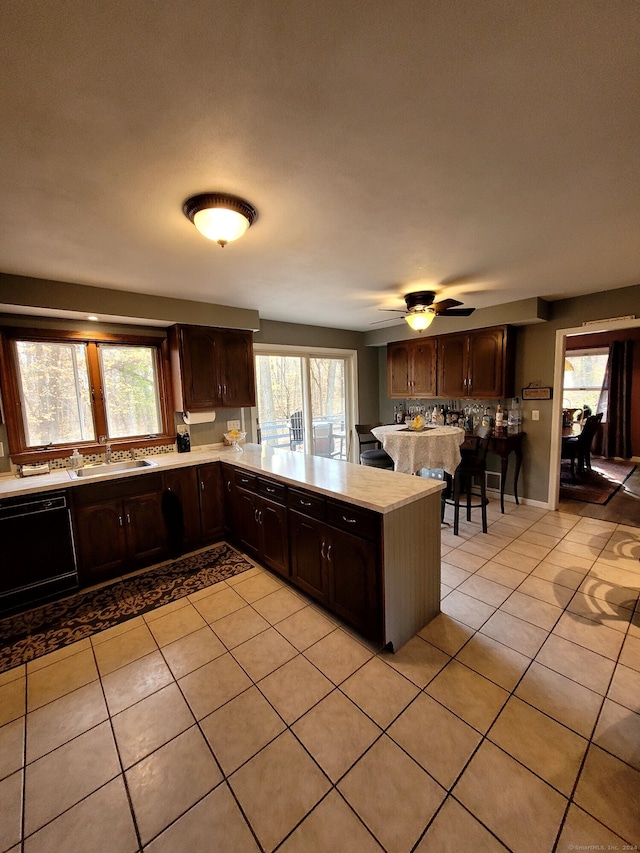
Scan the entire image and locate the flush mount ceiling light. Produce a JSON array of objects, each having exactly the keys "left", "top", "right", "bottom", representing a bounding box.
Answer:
[{"left": 183, "top": 193, "right": 258, "bottom": 247}]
